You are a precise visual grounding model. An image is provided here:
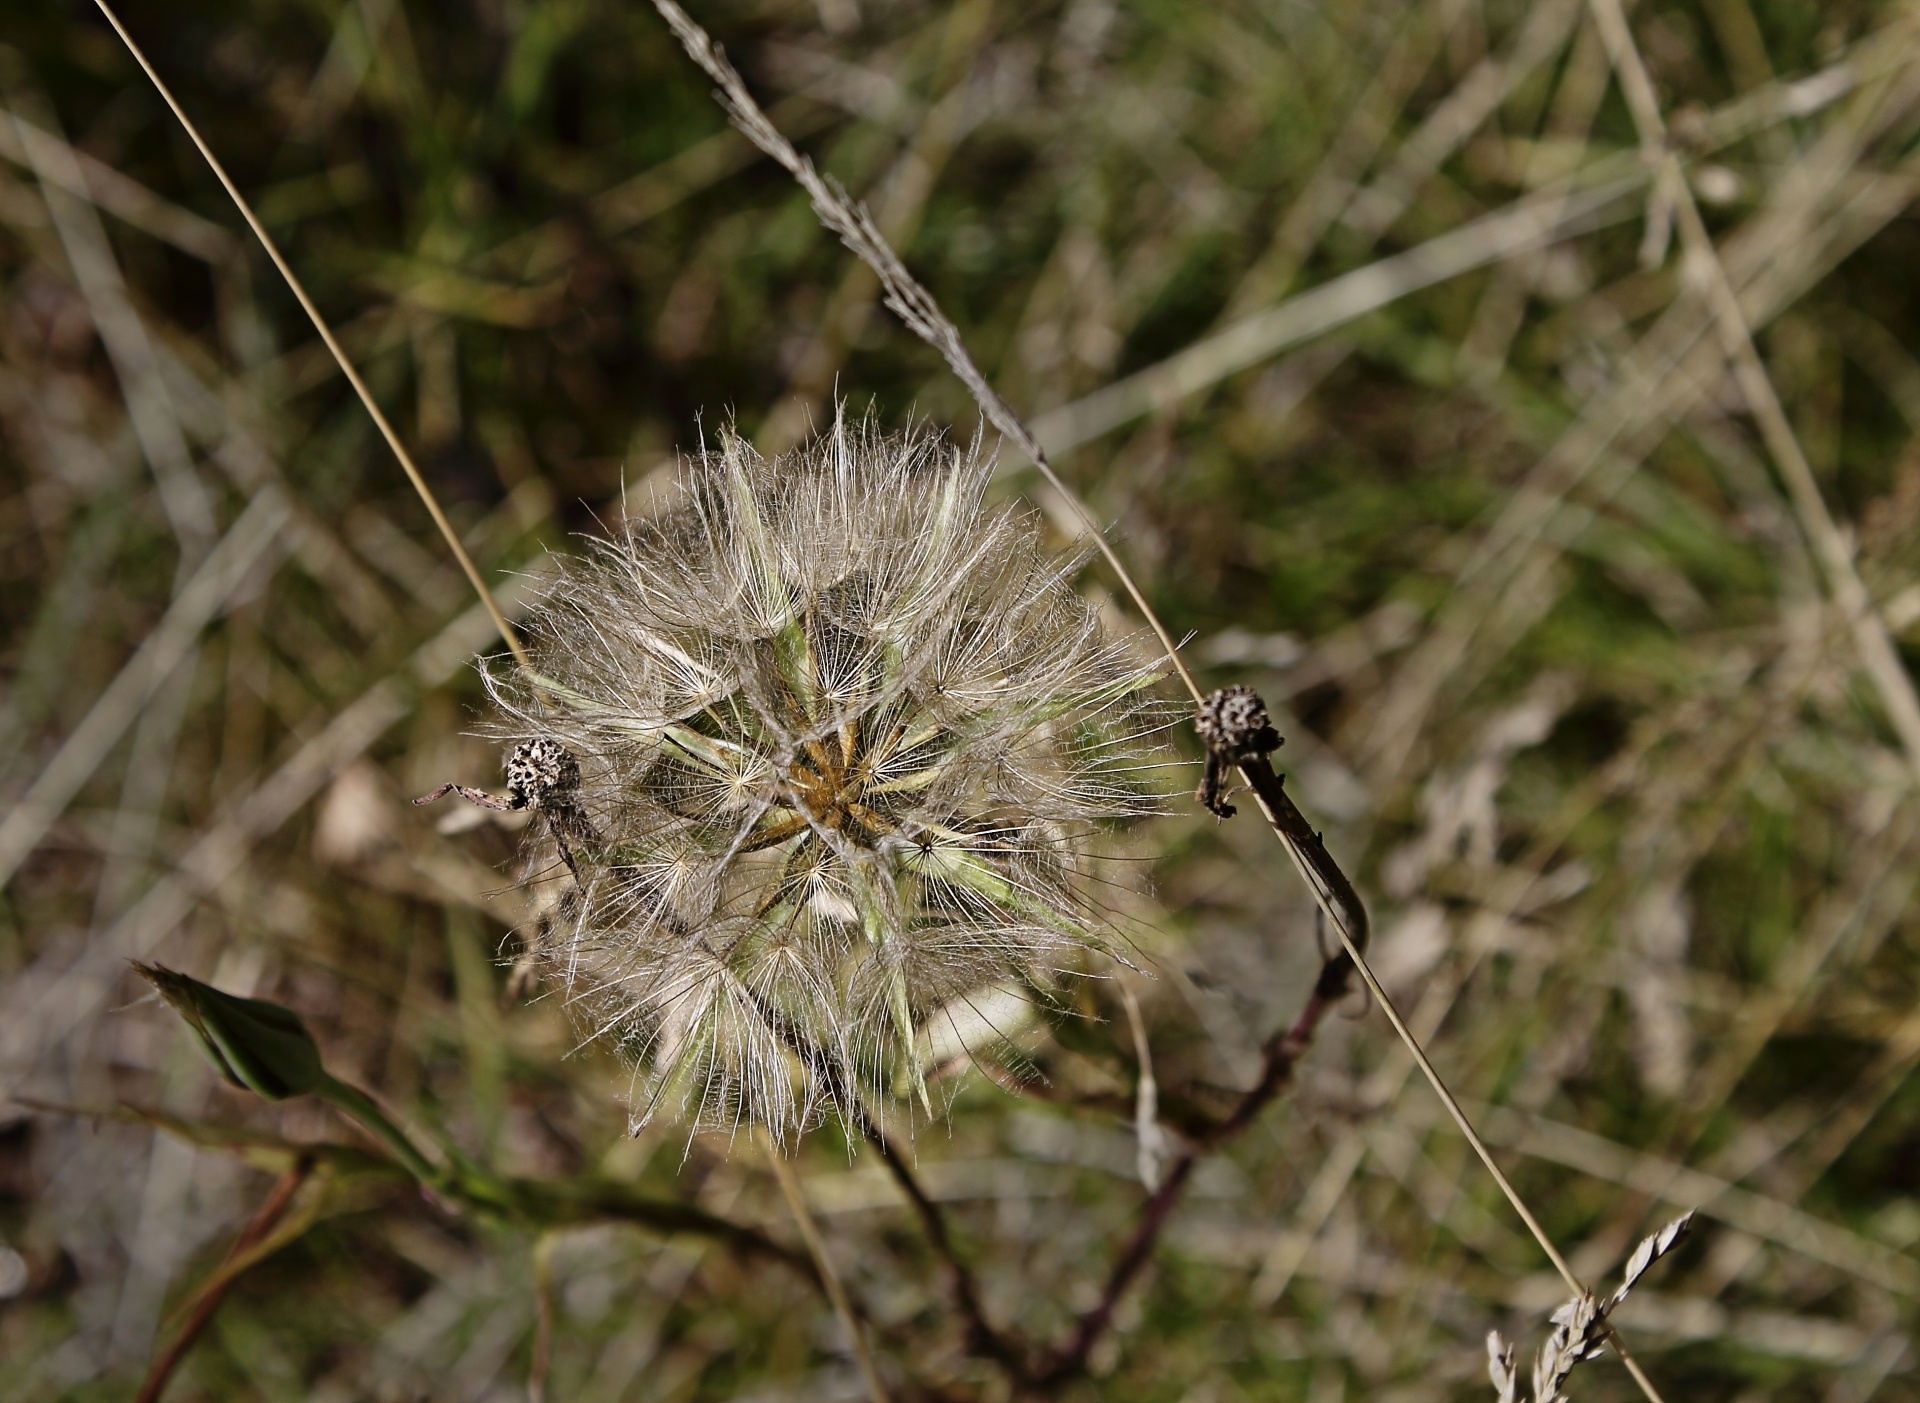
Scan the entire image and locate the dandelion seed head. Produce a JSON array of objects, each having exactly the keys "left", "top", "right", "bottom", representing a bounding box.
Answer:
[{"left": 482, "top": 412, "right": 1171, "bottom": 1137}]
